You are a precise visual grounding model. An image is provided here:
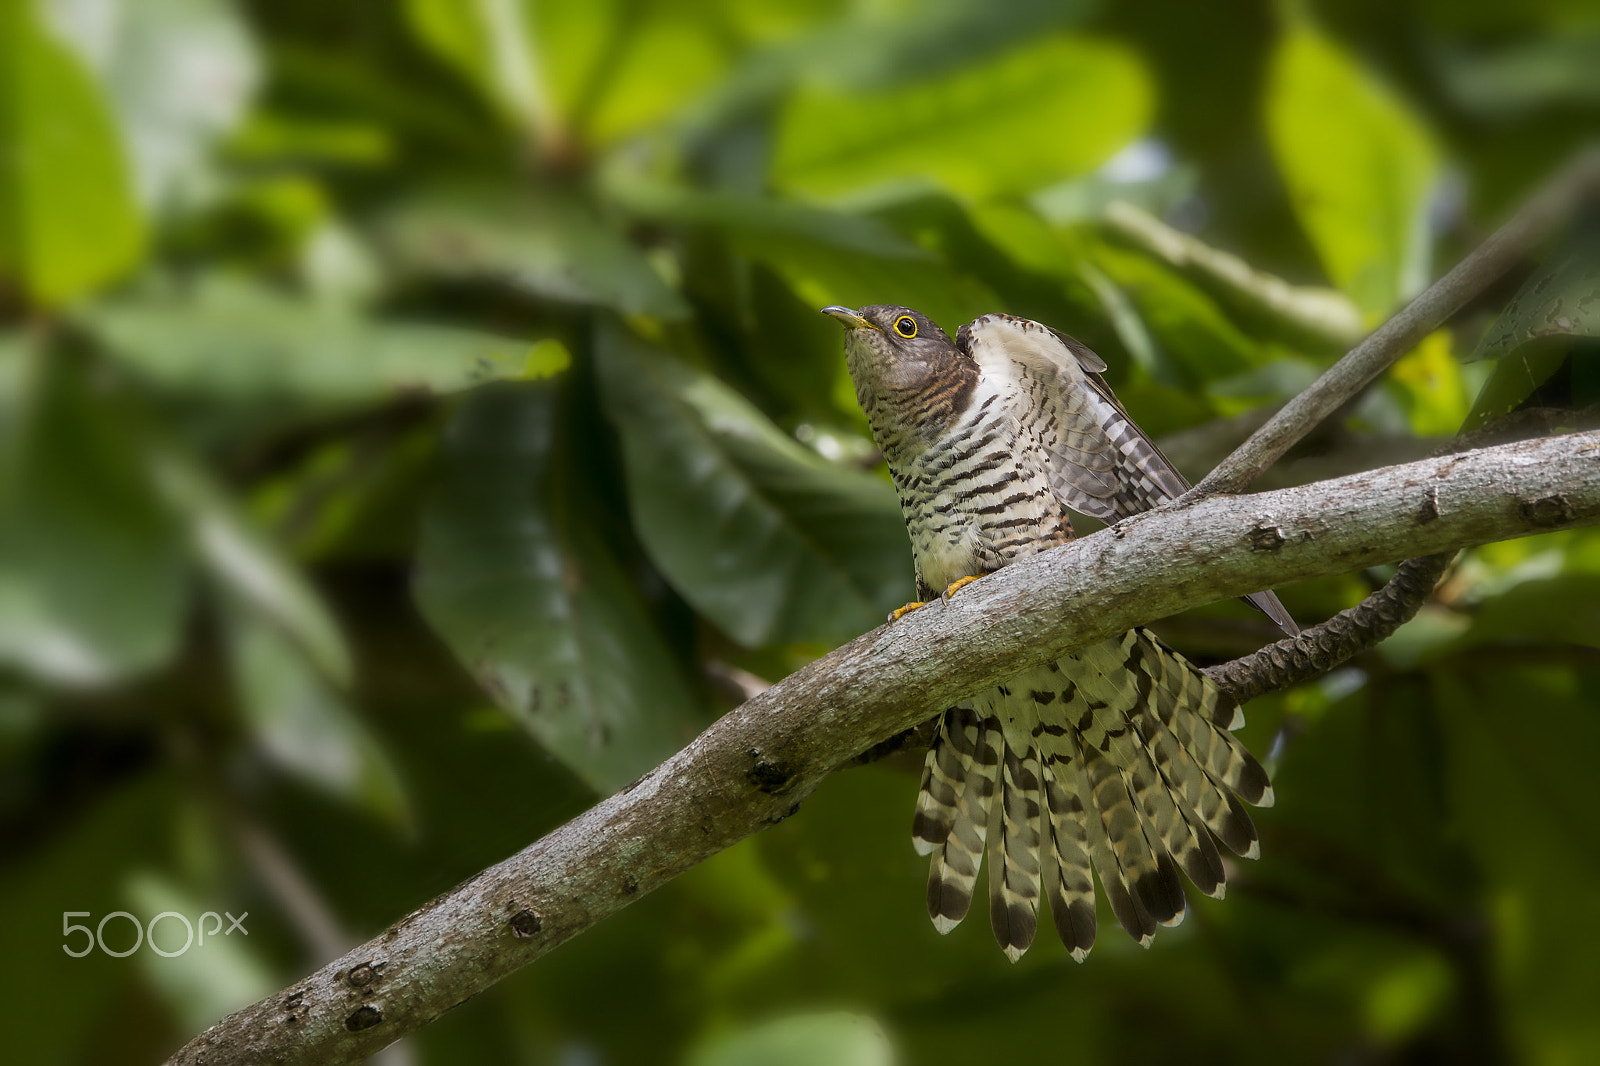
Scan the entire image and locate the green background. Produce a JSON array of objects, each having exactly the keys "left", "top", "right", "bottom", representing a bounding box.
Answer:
[{"left": 1, "top": 0, "right": 1597, "bottom": 1063}]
